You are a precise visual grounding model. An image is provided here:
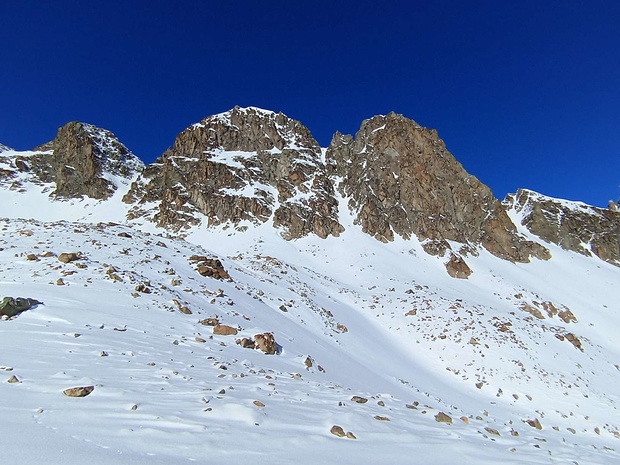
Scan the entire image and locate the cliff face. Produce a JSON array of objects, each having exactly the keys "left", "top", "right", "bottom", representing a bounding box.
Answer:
[
  {"left": 0, "top": 122, "right": 143, "bottom": 199},
  {"left": 326, "top": 112, "right": 549, "bottom": 262},
  {"left": 51, "top": 122, "right": 143, "bottom": 199},
  {"left": 125, "top": 106, "right": 343, "bottom": 239},
  {"left": 505, "top": 189, "right": 620, "bottom": 266}
]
